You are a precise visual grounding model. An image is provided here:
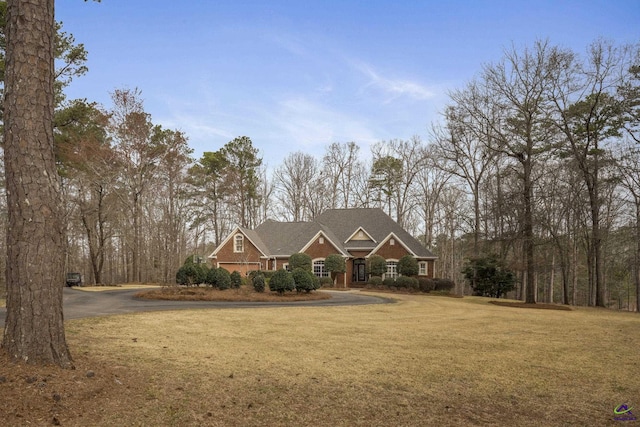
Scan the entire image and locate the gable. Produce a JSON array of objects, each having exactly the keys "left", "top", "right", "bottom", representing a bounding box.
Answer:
[
  {"left": 317, "top": 208, "right": 436, "bottom": 259},
  {"left": 209, "top": 227, "right": 267, "bottom": 259},
  {"left": 300, "top": 230, "right": 349, "bottom": 258},
  {"left": 370, "top": 232, "right": 415, "bottom": 259}
]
